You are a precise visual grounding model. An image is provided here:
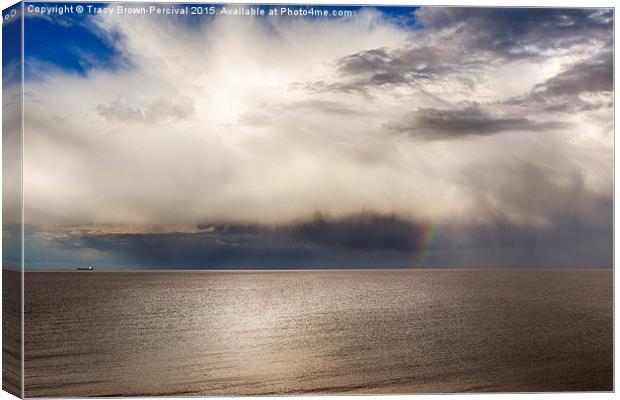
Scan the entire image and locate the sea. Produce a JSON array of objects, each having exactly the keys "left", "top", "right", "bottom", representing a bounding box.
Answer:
[{"left": 6, "top": 269, "right": 613, "bottom": 396}]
